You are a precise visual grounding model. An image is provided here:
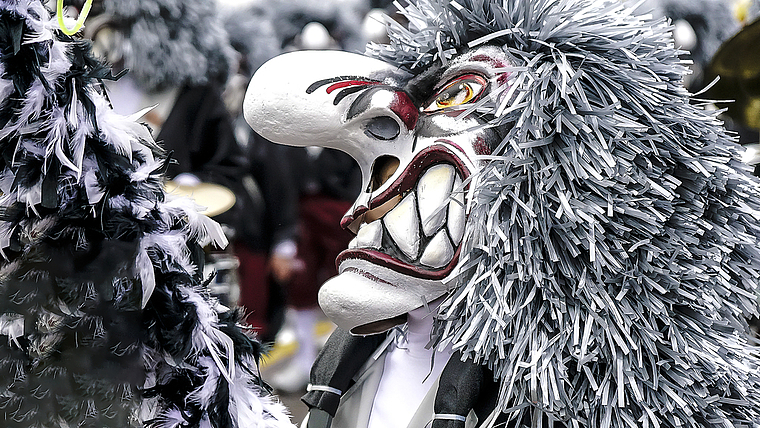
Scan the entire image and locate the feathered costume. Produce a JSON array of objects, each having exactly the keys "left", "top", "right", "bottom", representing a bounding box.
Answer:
[
  {"left": 0, "top": 1, "right": 292, "bottom": 427},
  {"left": 245, "top": 0, "right": 760, "bottom": 427},
  {"left": 382, "top": 0, "right": 760, "bottom": 426}
]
